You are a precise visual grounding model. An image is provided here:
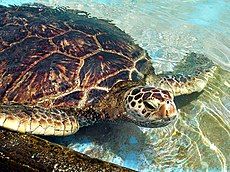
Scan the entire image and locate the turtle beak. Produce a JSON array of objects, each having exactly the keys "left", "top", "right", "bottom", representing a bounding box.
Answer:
[
  {"left": 150, "top": 101, "right": 177, "bottom": 127},
  {"left": 156, "top": 100, "right": 178, "bottom": 120}
]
